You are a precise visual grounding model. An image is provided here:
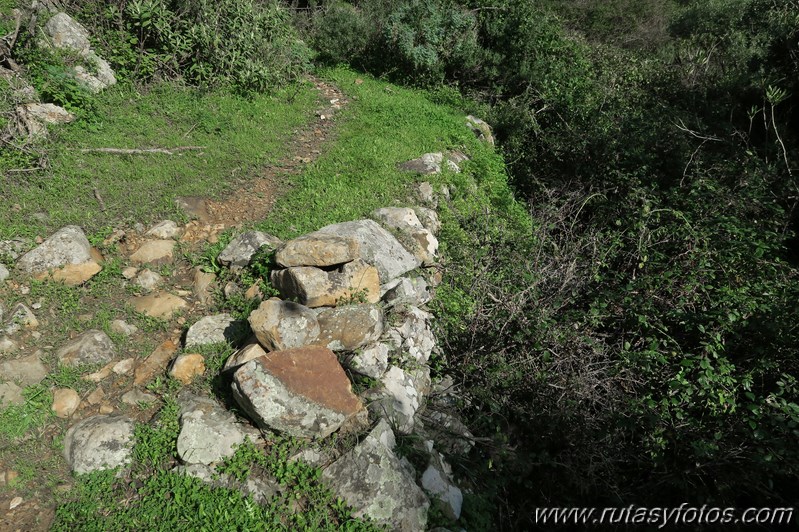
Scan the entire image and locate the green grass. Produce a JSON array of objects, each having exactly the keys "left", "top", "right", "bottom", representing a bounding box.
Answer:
[
  {"left": 0, "top": 384, "right": 53, "bottom": 439},
  {"left": 52, "top": 400, "right": 383, "bottom": 531},
  {"left": 256, "top": 67, "right": 497, "bottom": 238},
  {"left": 0, "top": 79, "right": 318, "bottom": 240}
]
